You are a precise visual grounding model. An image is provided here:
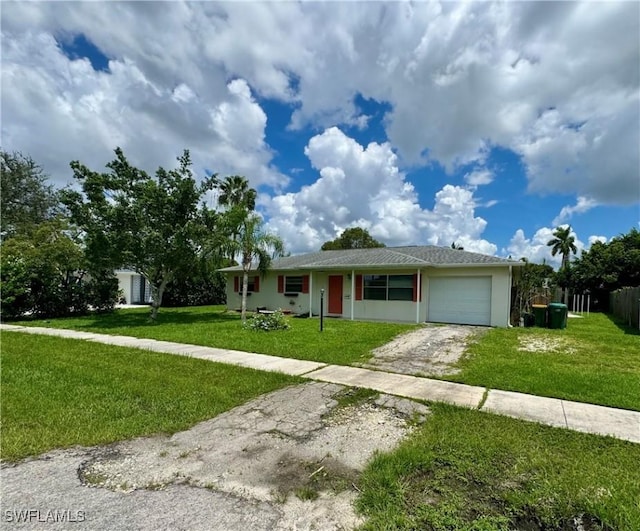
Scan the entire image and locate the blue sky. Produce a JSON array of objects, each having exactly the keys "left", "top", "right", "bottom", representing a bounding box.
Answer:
[{"left": 2, "top": 1, "right": 638, "bottom": 266}]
